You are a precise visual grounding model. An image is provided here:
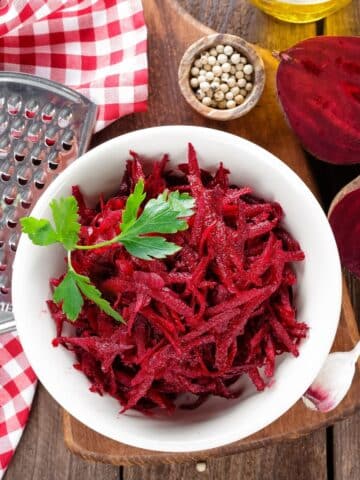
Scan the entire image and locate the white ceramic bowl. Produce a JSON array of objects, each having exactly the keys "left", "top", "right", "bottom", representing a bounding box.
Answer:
[{"left": 13, "top": 126, "right": 342, "bottom": 452}]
